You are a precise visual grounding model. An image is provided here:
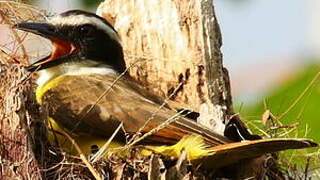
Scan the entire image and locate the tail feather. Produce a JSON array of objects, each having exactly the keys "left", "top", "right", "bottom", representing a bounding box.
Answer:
[{"left": 196, "top": 138, "right": 317, "bottom": 169}]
